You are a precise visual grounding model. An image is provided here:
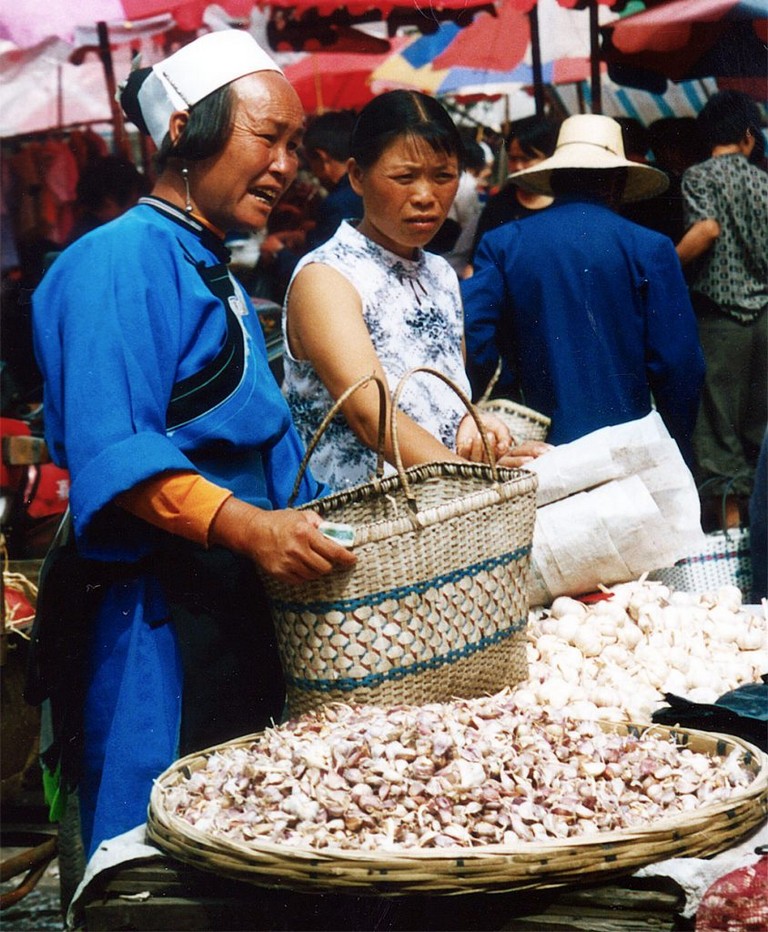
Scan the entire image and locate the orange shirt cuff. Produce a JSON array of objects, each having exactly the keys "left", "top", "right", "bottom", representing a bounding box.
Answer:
[{"left": 116, "top": 471, "right": 233, "bottom": 548}]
